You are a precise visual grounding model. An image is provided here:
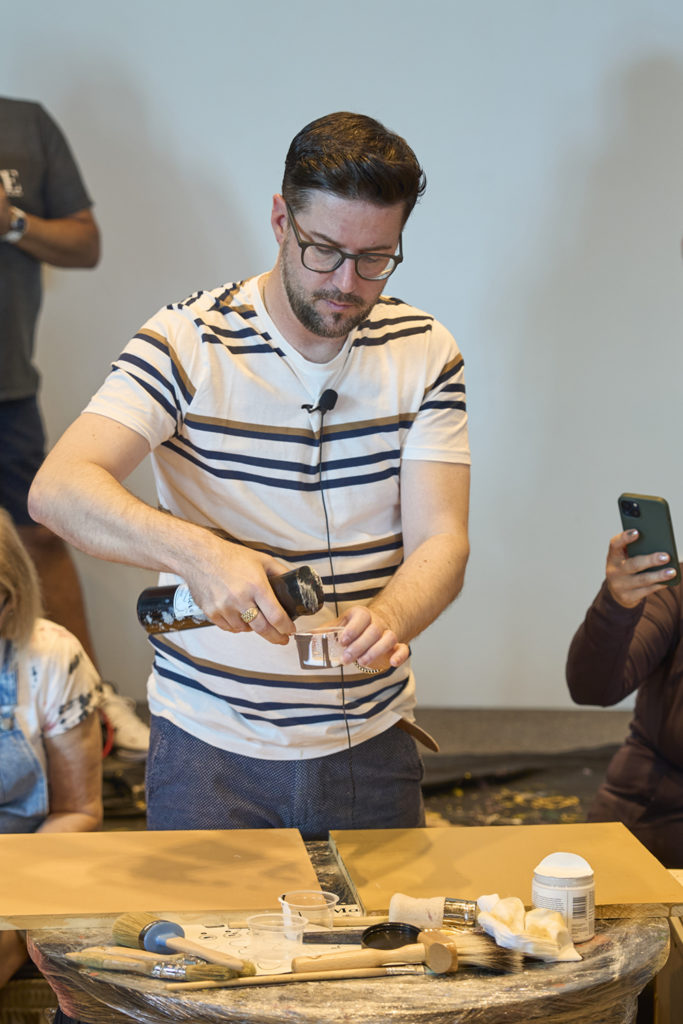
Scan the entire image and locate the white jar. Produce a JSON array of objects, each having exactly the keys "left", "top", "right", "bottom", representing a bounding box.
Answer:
[{"left": 532, "top": 851, "right": 595, "bottom": 942}]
